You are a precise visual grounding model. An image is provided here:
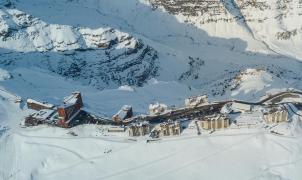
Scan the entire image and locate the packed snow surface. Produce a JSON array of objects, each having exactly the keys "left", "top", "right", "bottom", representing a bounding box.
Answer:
[
  {"left": 231, "top": 68, "right": 287, "bottom": 97},
  {"left": 1, "top": 122, "right": 302, "bottom": 180}
]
